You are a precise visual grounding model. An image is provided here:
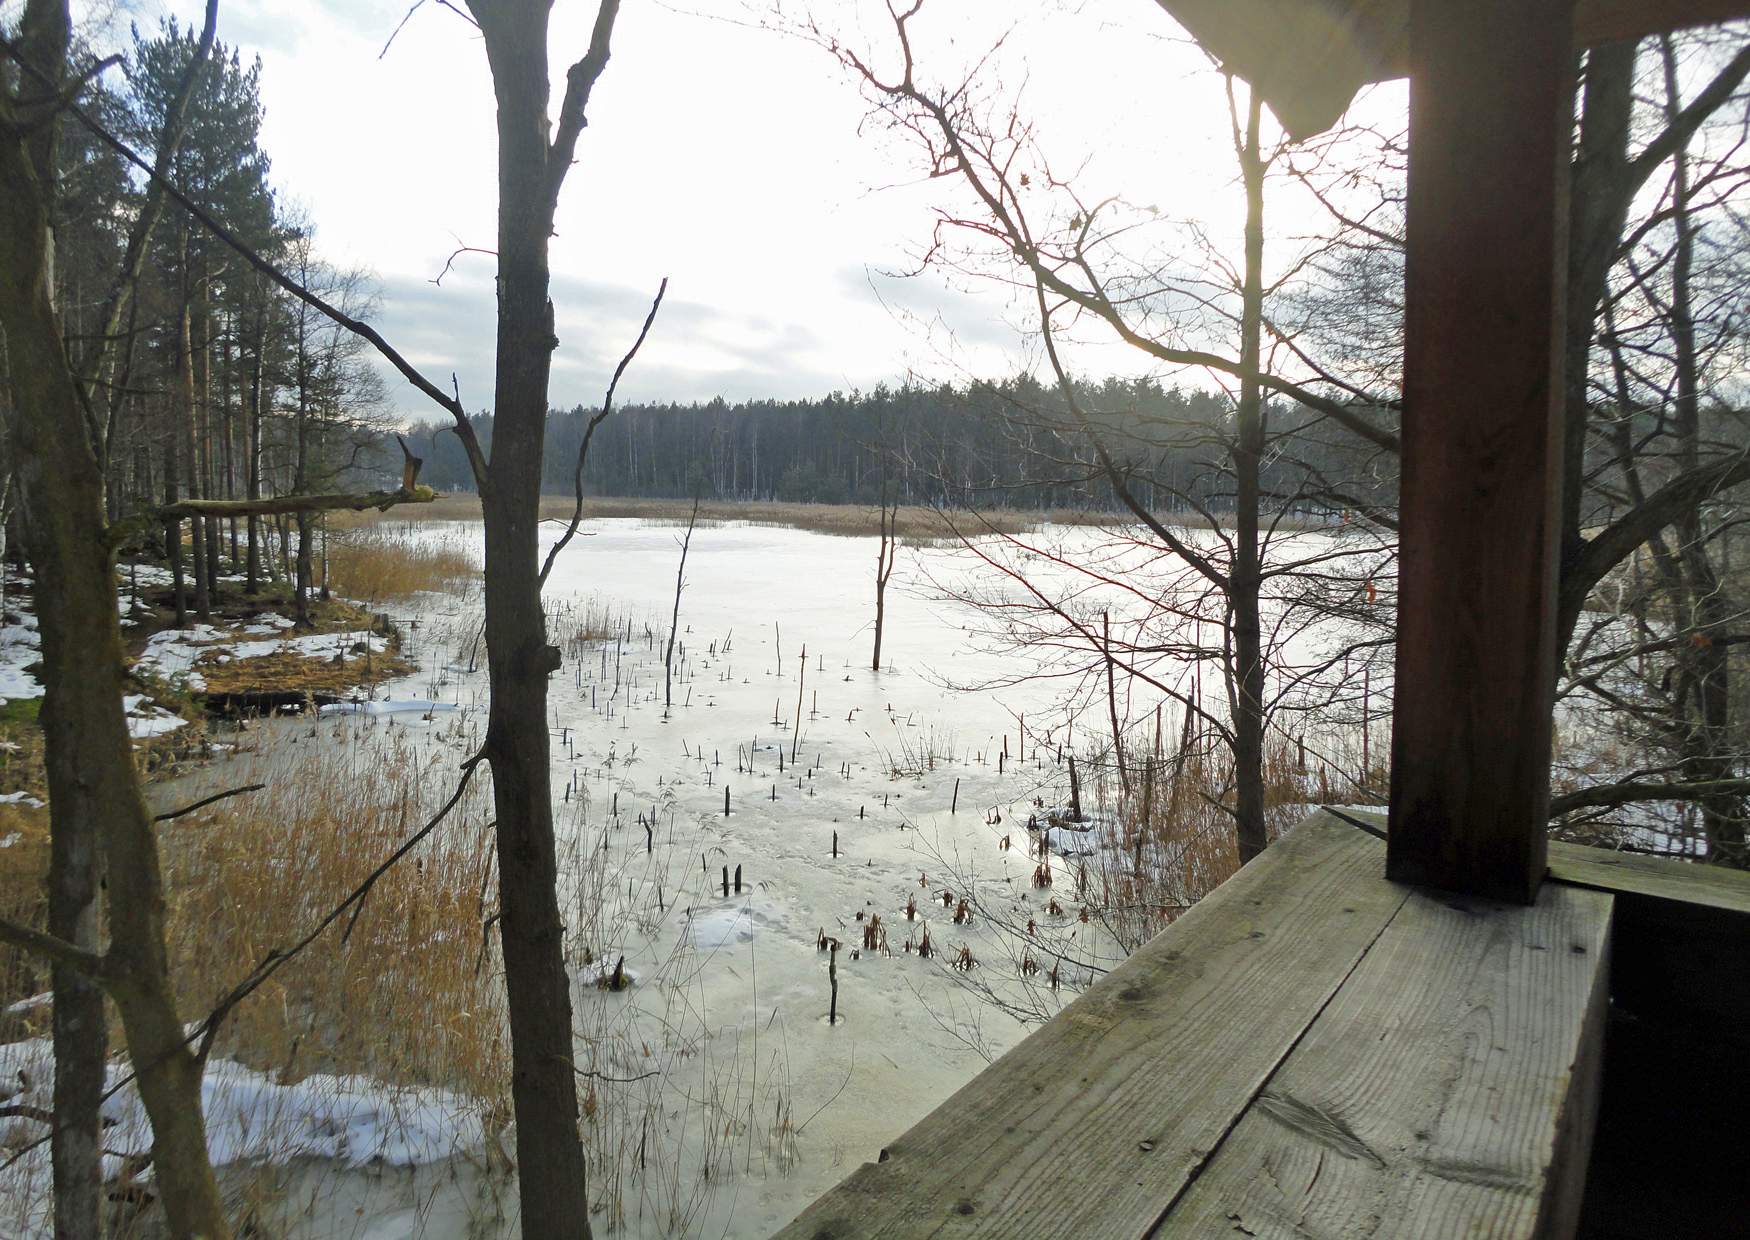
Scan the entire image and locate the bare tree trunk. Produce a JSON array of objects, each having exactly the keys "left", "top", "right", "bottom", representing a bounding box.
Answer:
[
  {"left": 164, "top": 402, "right": 188, "bottom": 625},
  {"left": 246, "top": 303, "right": 264, "bottom": 592},
  {"left": 1660, "top": 40, "right": 1744, "bottom": 866},
  {"left": 873, "top": 481, "right": 895, "bottom": 671},
  {"left": 292, "top": 285, "right": 312, "bottom": 626},
  {"left": 179, "top": 261, "right": 211, "bottom": 624},
  {"left": 197, "top": 280, "right": 221, "bottom": 599},
  {"left": 220, "top": 307, "right": 239, "bottom": 571},
  {"left": 0, "top": 9, "right": 230, "bottom": 1231},
  {"left": 467, "top": 4, "right": 623, "bottom": 1234},
  {"left": 666, "top": 491, "right": 700, "bottom": 711},
  {"left": 1230, "top": 90, "right": 1269, "bottom": 864}
]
